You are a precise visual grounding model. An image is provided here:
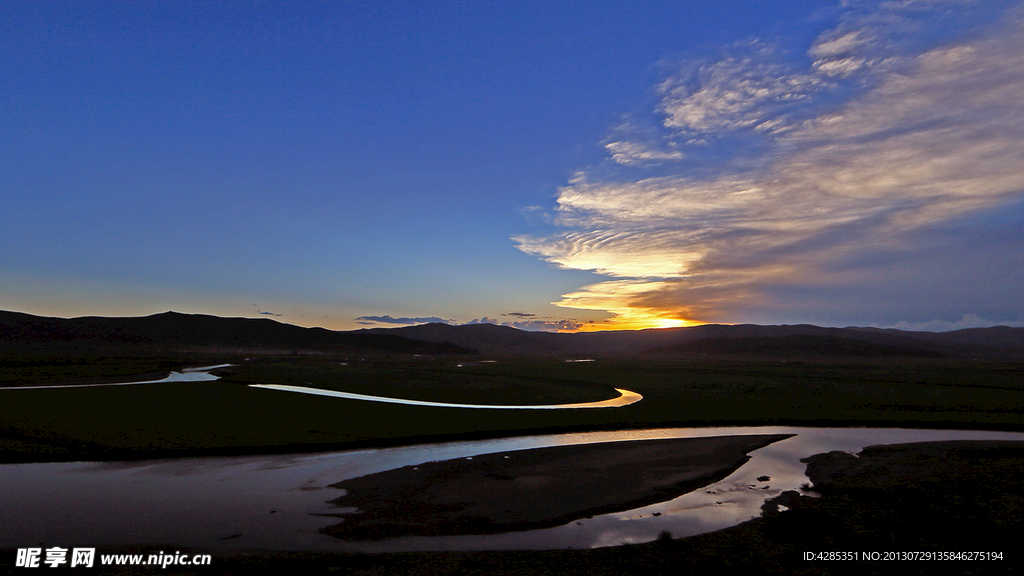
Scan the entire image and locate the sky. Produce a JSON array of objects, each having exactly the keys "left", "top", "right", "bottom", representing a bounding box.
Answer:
[{"left": 2, "top": 0, "right": 1023, "bottom": 332}]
